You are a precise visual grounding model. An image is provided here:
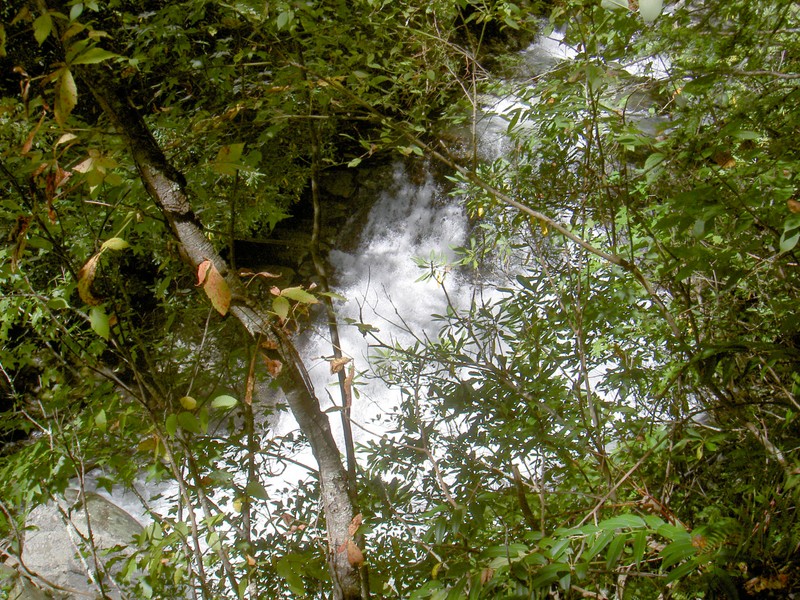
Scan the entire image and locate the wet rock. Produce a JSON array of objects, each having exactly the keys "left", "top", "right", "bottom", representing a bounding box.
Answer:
[
  {"left": 4, "top": 490, "right": 143, "bottom": 599},
  {"left": 320, "top": 169, "right": 356, "bottom": 199}
]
